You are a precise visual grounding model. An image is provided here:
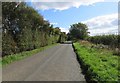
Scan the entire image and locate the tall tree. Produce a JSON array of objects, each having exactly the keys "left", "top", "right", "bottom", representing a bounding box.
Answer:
[
  {"left": 69, "top": 23, "right": 88, "bottom": 40},
  {"left": 2, "top": 2, "right": 67, "bottom": 56}
]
